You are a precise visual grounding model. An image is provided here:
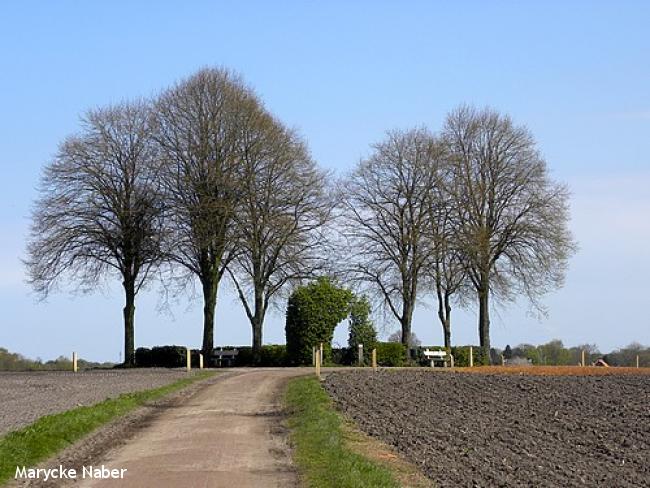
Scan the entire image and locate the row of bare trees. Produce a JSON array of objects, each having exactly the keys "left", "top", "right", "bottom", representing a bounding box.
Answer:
[
  {"left": 339, "top": 106, "right": 576, "bottom": 359},
  {"left": 26, "top": 68, "right": 329, "bottom": 366},
  {"left": 26, "top": 67, "right": 575, "bottom": 365}
]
